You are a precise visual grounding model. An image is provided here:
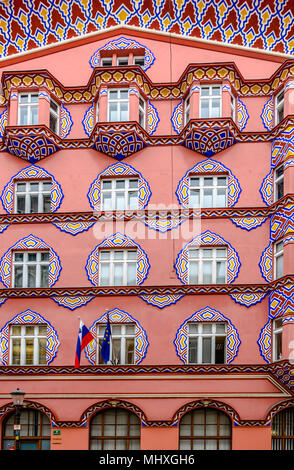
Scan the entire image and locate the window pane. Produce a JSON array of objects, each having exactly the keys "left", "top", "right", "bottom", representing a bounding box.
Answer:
[
  {"left": 28, "top": 253, "right": 37, "bottom": 262},
  {"left": 31, "top": 106, "right": 38, "bottom": 125},
  {"left": 202, "top": 337, "right": 212, "bottom": 363},
  {"left": 100, "top": 263, "right": 110, "bottom": 286},
  {"left": 102, "top": 193, "right": 112, "bottom": 211},
  {"left": 200, "top": 100, "right": 209, "bottom": 118},
  {"left": 276, "top": 254, "right": 283, "bottom": 278},
  {"left": 190, "top": 189, "right": 199, "bottom": 207},
  {"left": 41, "top": 252, "right": 50, "bottom": 262},
  {"left": 38, "top": 337, "right": 47, "bottom": 364},
  {"left": 14, "top": 265, "right": 23, "bottom": 288},
  {"left": 189, "top": 261, "right": 198, "bottom": 284},
  {"left": 114, "top": 251, "right": 123, "bottom": 260},
  {"left": 215, "top": 336, "right": 225, "bottom": 364},
  {"left": 127, "top": 263, "right": 136, "bottom": 285},
  {"left": 216, "top": 261, "right": 226, "bottom": 284},
  {"left": 43, "top": 194, "right": 51, "bottom": 213},
  {"left": 16, "top": 195, "right": 25, "bottom": 214},
  {"left": 202, "top": 261, "right": 212, "bottom": 283},
  {"left": 12, "top": 339, "right": 21, "bottom": 364},
  {"left": 120, "top": 102, "right": 128, "bottom": 120},
  {"left": 102, "top": 180, "right": 112, "bottom": 189},
  {"left": 30, "top": 195, "right": 38, "bottom": 213},
  {"left": 25, "top": 339, "right": 34, "bottom": 365},
  {"left": 211, "top": 99, "right": 221, "bottom": 117},
  {"left": 41, "top": 265, "right": 49, "bottom": 287},
  {"left": 216, "top": 188, "right": 226, "bottom": 207},
  {"left": 115, "top": 192, "right": 125, "bottom": 210},
  {"left": 43, "top": 182, "right": 52, "bottom": 191},
  {"left": 112, "top": 338, "right": 121, "bottom": 364},
  {"left": 109, "top": 102, "right": 118, "bottom": 121},
  {"left": 113, "top": 263, "right": 123, "bottom": 285},
  {"left": 128, "top": 191, "right": 138, "bottom": 210},
  {"left": 125, "top": 338, "right": 134, "bottom": 364},
  {"left": 19, "top": 107, "right": 28, "bottom": 125},
  {"left": 28, "top": 265, "right": 36, "bottom": 287},
  {"left": 188, "top": 337, "right": 198, "bottom": 363},
  {"left": 203, "top": 189, "right": 213, "bottom": 207}
]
